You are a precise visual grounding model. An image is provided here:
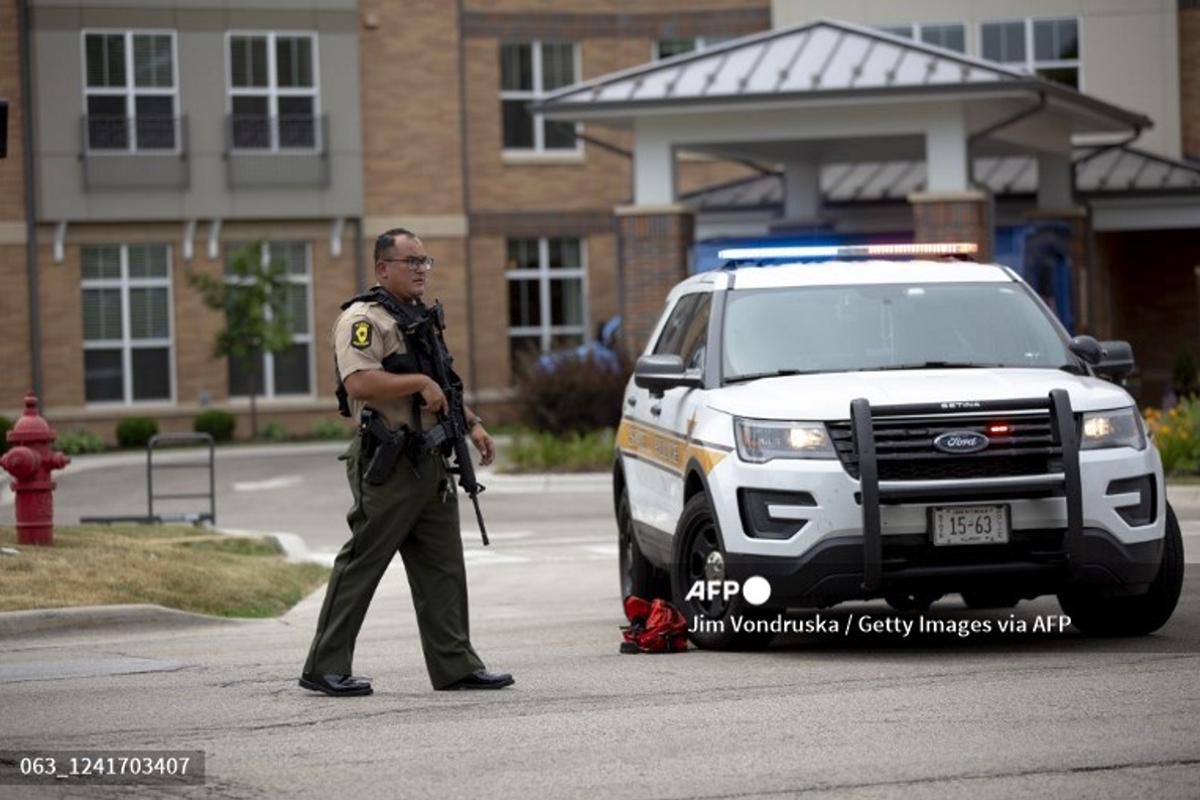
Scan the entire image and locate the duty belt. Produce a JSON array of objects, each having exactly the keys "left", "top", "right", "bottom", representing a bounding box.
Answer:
[{"left": 360, "top": 408, "right": 450, "bottom": 485}]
